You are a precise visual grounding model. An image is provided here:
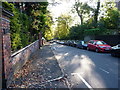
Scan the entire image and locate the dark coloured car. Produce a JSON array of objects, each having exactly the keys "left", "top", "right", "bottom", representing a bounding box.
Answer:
[
  {"left": 49, "top": 40, "right": 56, "bottom": 43},
  {"left": 64, "top": 40, "right": 68, "bottom": 45},
  {"left": 111, "top": 44, "right": 120, "bottom": 57},
  {"left": 70, "top": 41, "right": 77, "bottom": 47},
  {"left": 87, "top": 40, "right": 111, "bottom": 52},
  {"left": 76, "top": 41, "right": 87, "bottom": 49},
  {"left": 66, "top": 40, "right": 73, "bottom": 46}
]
